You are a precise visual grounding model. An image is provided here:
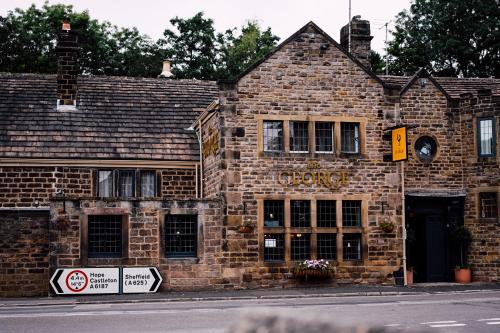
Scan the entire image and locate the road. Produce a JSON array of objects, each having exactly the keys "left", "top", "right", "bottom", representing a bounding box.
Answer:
[{"left": 0, "top": 291, "right": 499, "bottom": 333}]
